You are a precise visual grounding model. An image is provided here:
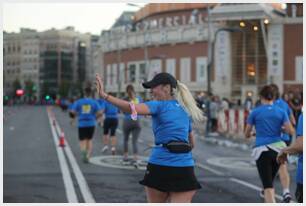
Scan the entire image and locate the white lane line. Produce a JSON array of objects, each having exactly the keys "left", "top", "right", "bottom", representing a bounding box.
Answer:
[
  {"left": 53, "top": 115, "right": 96, "bottom": 203},
  {"left": 47, "top": 109, "right": 78, "bottom": 203},
  {"left": 196, "top": 162, "right": 225, "bottom": 176},
  {"left": 230, "top": 178, "right": 283, "bottom": 201}
]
